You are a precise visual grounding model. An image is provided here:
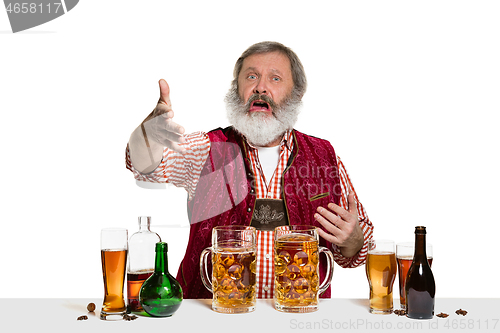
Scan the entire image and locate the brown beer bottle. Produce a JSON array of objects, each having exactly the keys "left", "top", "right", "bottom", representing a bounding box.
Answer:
[{"left": 405, "top": 226, "right": 435, "bottom": 319}]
